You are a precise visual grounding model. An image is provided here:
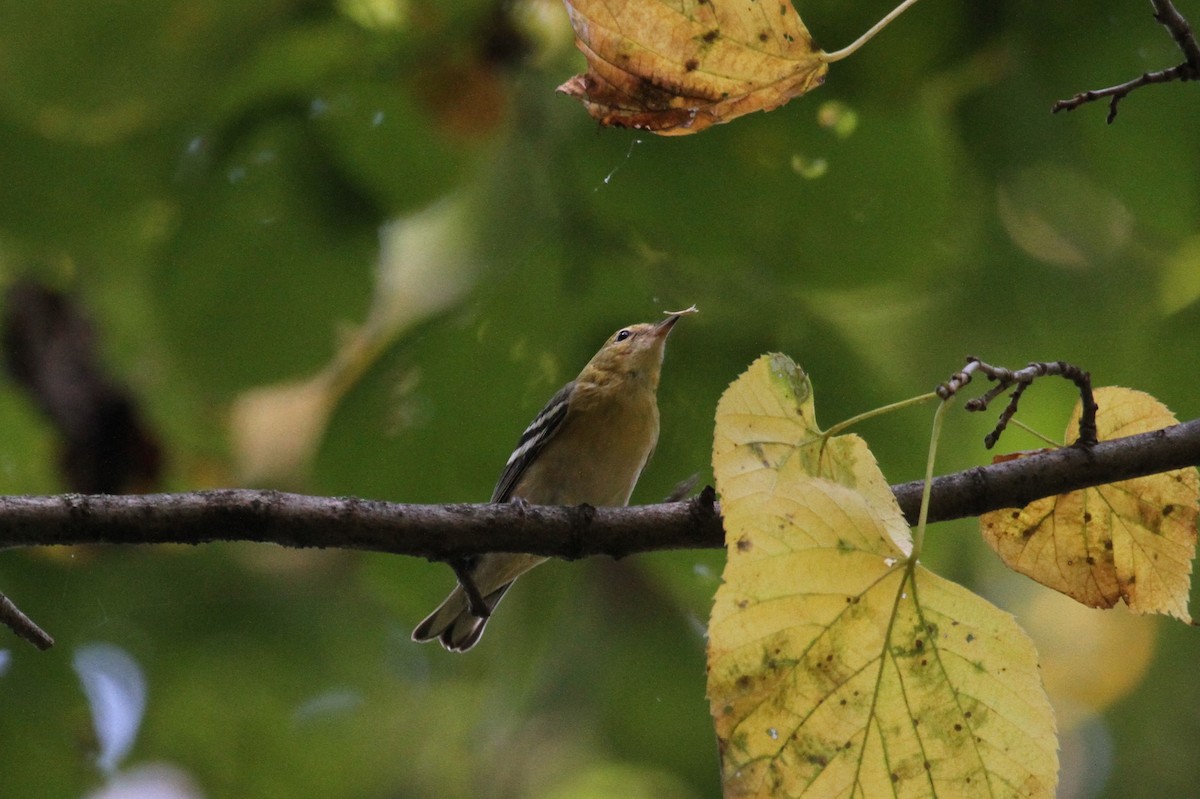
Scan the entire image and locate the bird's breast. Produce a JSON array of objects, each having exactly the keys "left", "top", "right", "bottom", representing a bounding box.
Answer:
[{"left": 512, "top": 391, "right": 660, "bottom": 507}]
